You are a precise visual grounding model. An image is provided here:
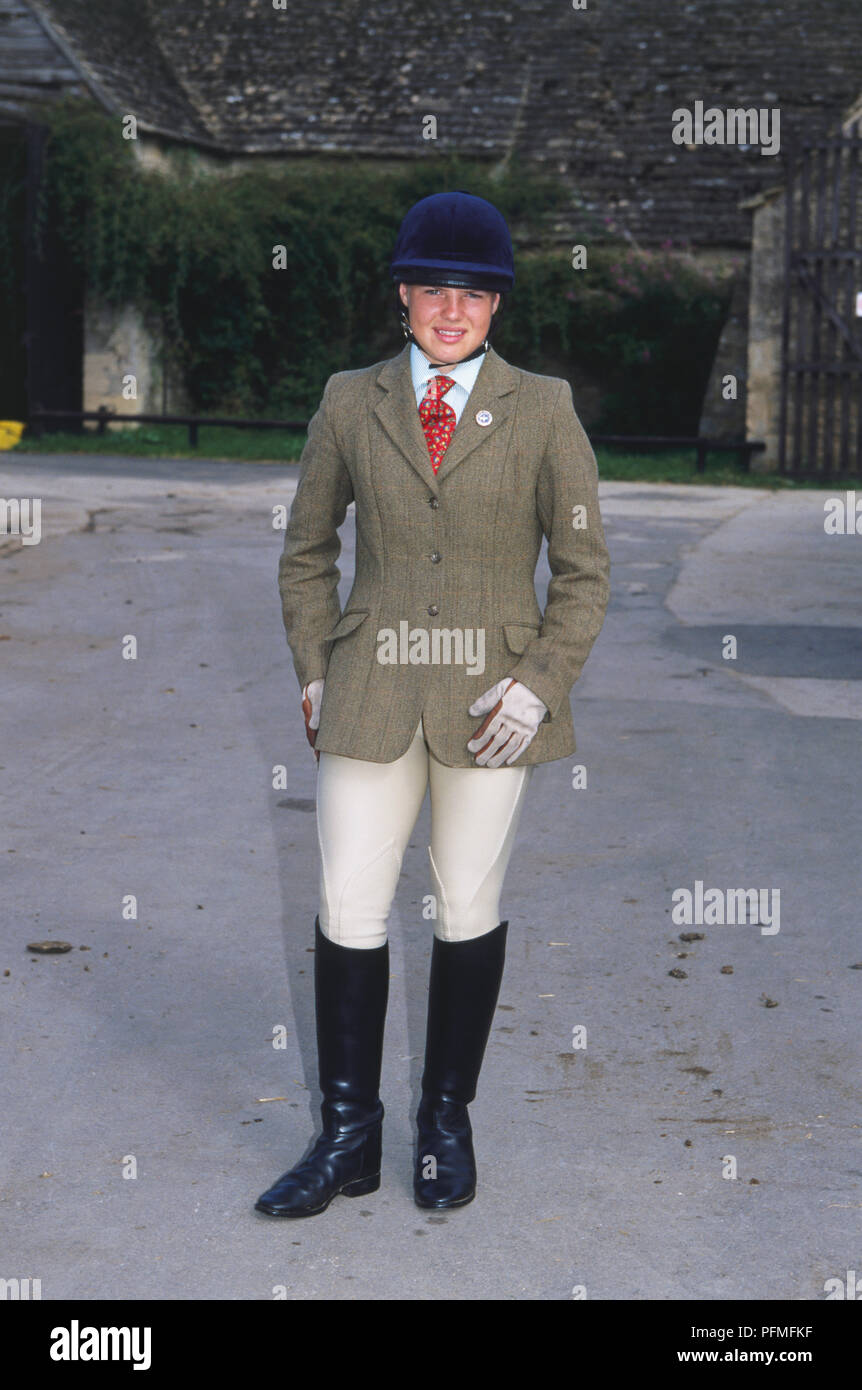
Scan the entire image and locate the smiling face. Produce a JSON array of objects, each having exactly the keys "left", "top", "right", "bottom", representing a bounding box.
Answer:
[{"left": 398, "top": 283, "right": 501, "bottom": 363}]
